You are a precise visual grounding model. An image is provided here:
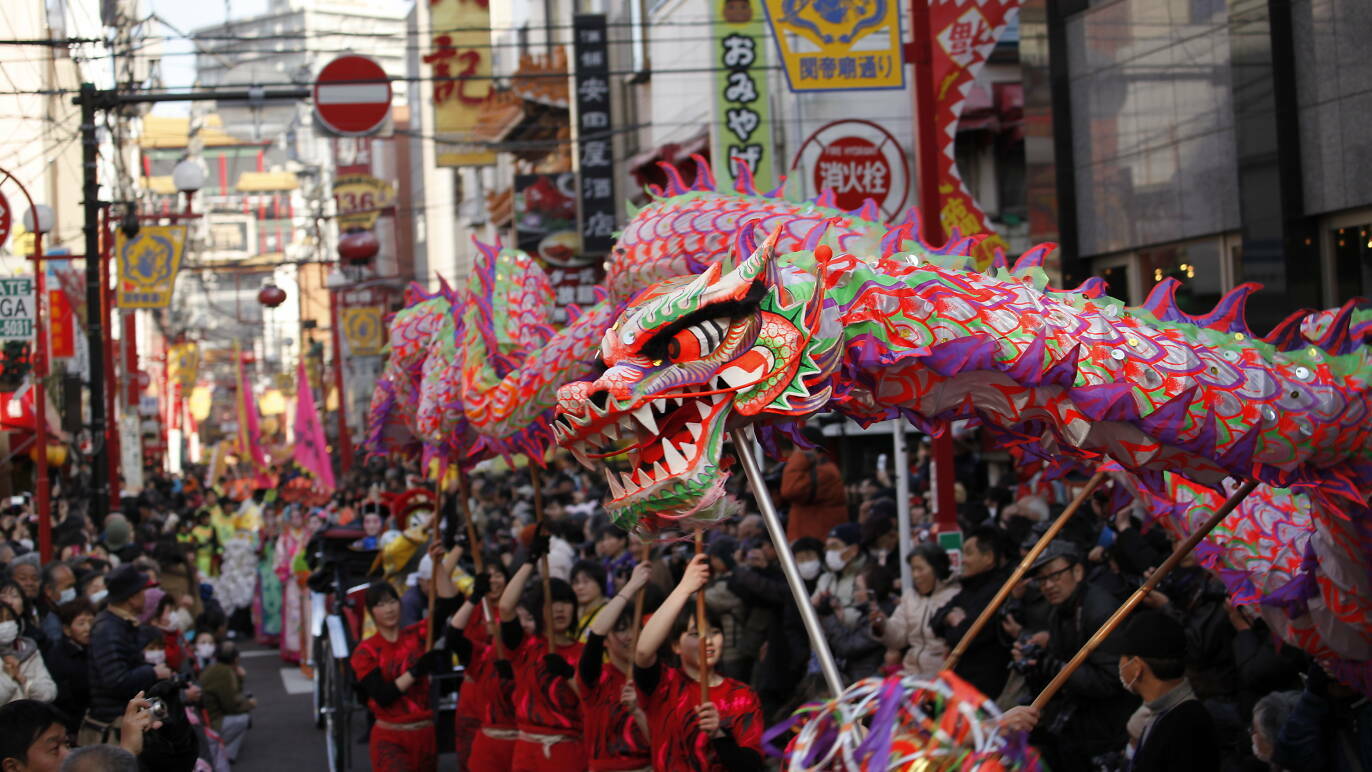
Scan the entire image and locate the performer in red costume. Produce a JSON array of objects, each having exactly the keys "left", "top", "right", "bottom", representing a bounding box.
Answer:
[
  {"left": 577, "top": 561, "right": 654, "bottom": 772},
  {"left": 445, "top": 566, "right": 518, "bottom": 772},
  {"left": 449, "top": 562, "right": 509, "bottom": 771},
  {"left": 634, "top": 553, "right": 765, "bottom": 772},
  {"left": 497, "top": 525, "right": 587, "bottom": 770},
  {"left": 350, "top": 544, "right": 459, "bottom": 772}
]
